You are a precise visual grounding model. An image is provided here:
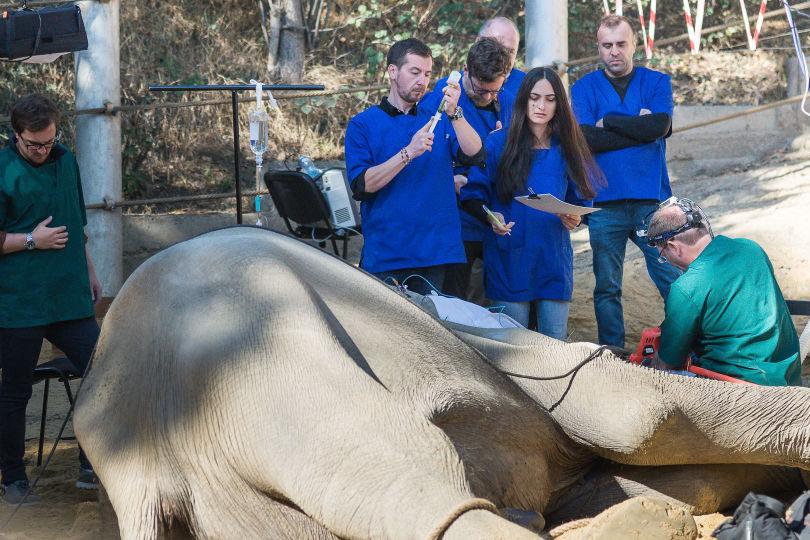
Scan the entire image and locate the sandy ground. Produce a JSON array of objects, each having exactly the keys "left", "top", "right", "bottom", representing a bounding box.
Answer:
[{"left": 2, "top": 142, "right": 810, "bottom": 538}]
